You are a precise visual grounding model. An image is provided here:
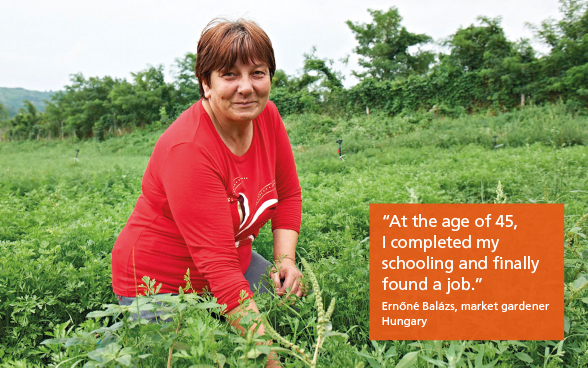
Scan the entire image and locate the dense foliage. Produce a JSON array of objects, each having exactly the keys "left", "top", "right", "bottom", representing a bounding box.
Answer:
[
  {"left": 0, "top": 55, "right": 198, "bottom": 142},
  {"left": 3, "top": 1, "right": 588, "bottom": 140},
  {"left": 345, "top": 8, "right": 434, "bottom": 79},
  {"left": 0, "top": 104, "right": 587, "bottom": 366}
]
